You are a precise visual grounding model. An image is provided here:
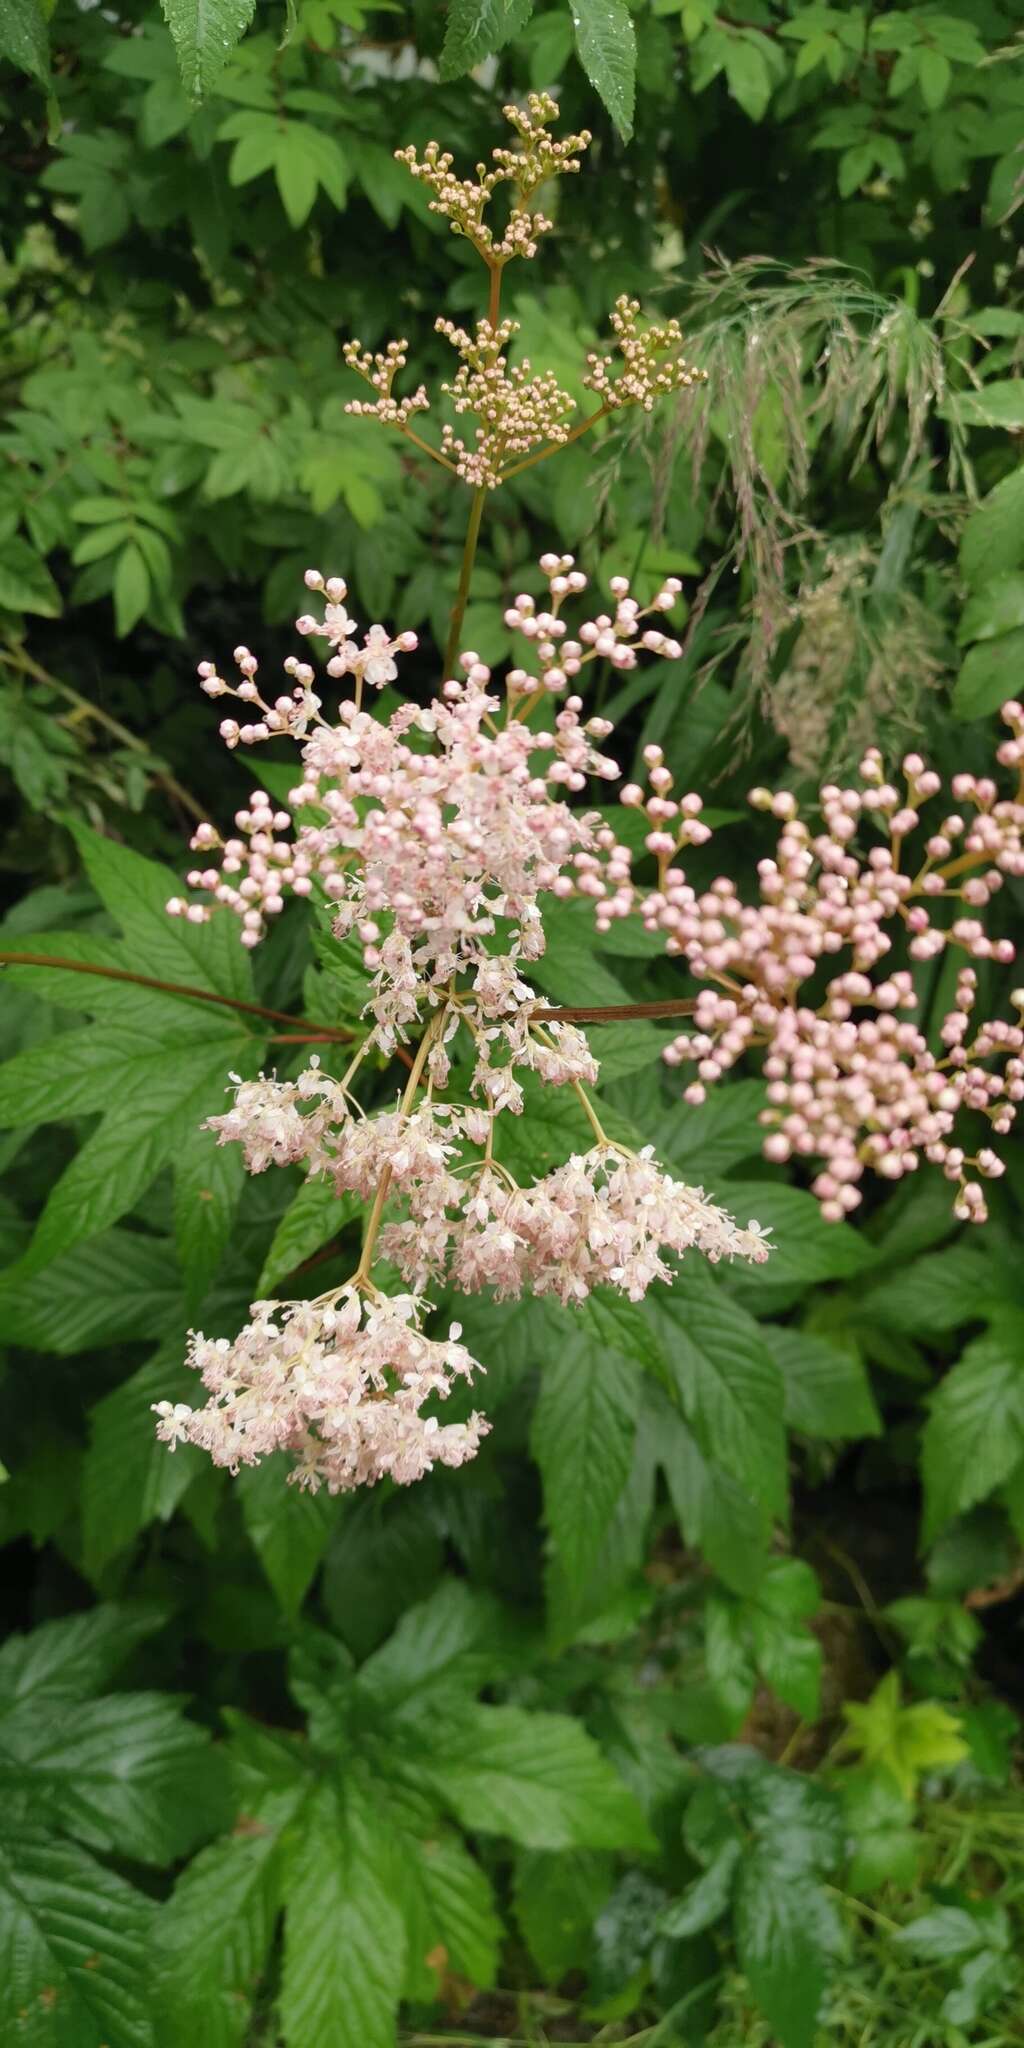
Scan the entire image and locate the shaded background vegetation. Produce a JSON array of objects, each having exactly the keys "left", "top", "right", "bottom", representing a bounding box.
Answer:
[{"left": 1, "top": 4, "right": 1024, "bottom": 2045}]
